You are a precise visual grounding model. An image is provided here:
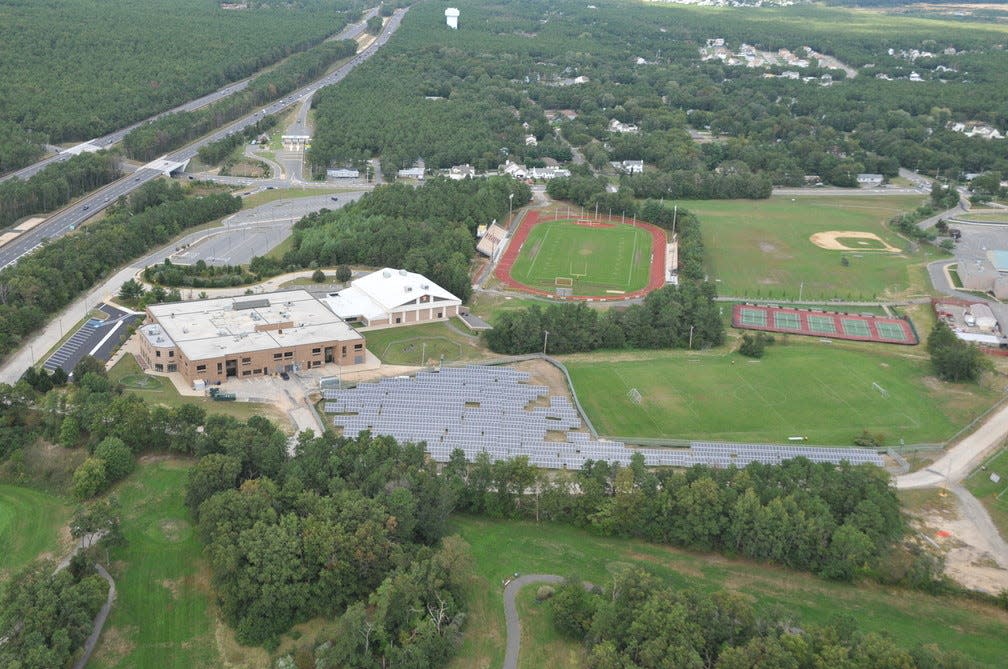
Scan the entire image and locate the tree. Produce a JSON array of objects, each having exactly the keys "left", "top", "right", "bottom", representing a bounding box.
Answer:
[
  {"left": 738, "top": 333, "right": 772, "bottom": 358},
  {"left": 72, "top": 456, "right": 108, "bottom": 500},
  {"left": 93, "top": 436, "right": 135, "bottom": 482},
  {"left": 118, "top": 278, "right": 144, "bottom": 301},
  {"left": 72, "top": 356, "right": 106, "bottom": 383},
  {"left": 311, "top": 269, "right": 326, "bottom": 283},
  {"left": 927, "top": 321, "right": 990, "bottom": 382},
  {"left": 336, "top": 264, "right": 352, "bottom": 283},
  {"left": 185, "top": 453, "right": 241, "bottom": 516},
  {"left": 550, "top": 577, "right": 597, "bottom": 639}
]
